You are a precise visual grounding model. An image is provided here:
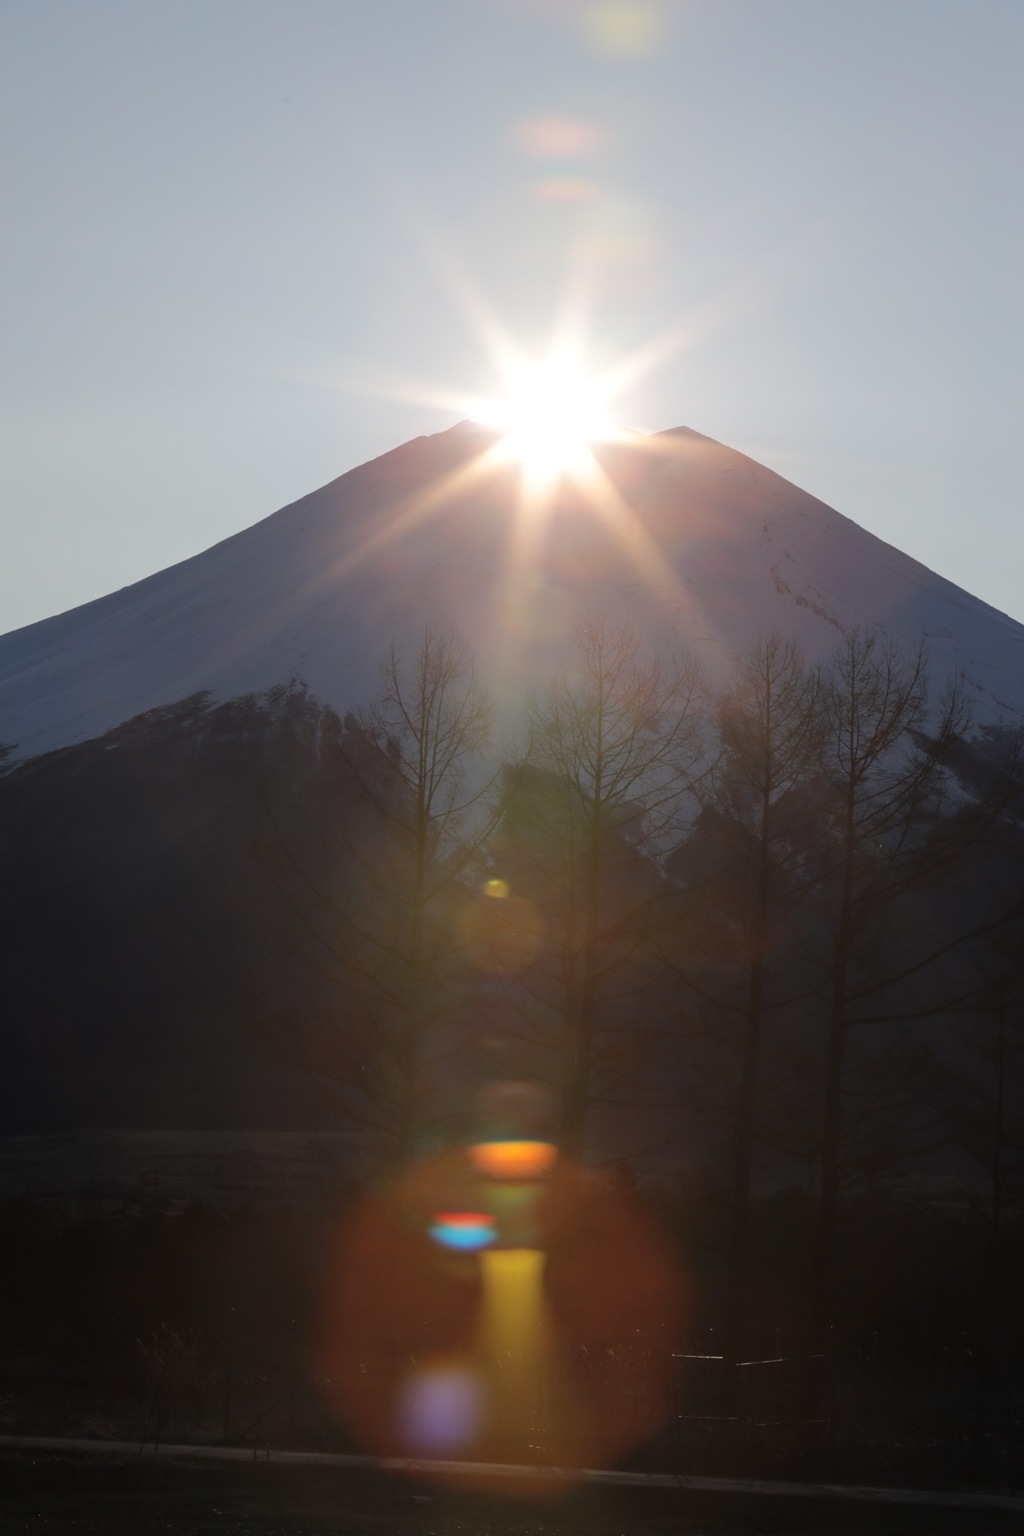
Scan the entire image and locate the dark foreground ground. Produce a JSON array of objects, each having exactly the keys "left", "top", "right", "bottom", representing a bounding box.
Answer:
[{"left": 1, "top": 1449, "right": 1022, "bottom": 1536}]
